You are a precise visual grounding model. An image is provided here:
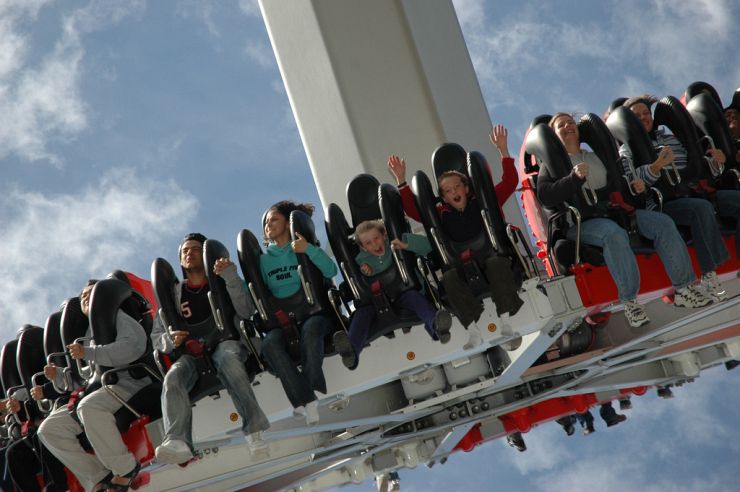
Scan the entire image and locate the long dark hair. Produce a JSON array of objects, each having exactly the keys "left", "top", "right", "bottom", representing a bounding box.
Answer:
[{"left": 262, "top": 200, "right": 315, "bottom": 243}]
